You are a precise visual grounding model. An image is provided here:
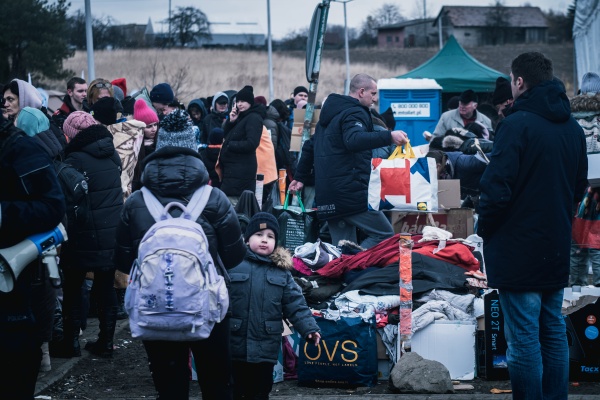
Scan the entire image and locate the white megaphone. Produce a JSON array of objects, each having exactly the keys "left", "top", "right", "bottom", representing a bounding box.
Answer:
[{"left": 0, "top": 224, "right": 67, "bottom": 293}]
